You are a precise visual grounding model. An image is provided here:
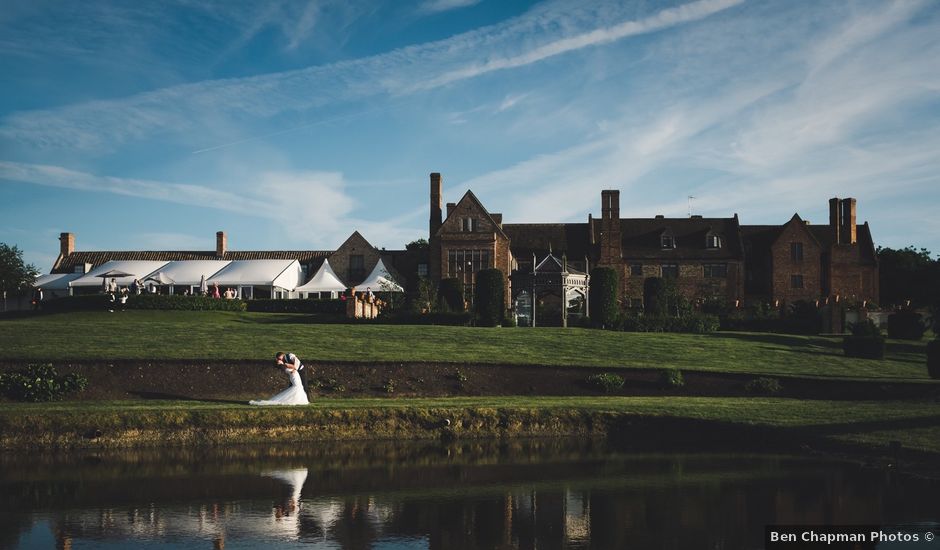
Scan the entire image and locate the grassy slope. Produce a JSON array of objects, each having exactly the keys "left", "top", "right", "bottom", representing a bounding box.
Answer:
[
  {"left": 0, "top": 311, "right": 932, "bottom": 379},
  {"left": 2, "top": 396, "right": 938, "bottom": 453}
]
